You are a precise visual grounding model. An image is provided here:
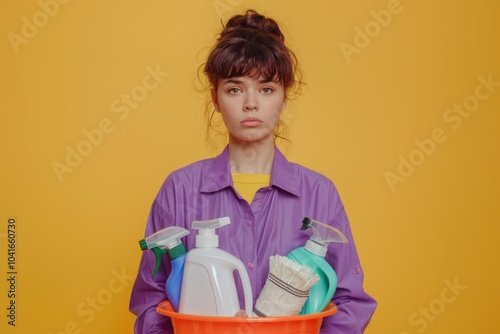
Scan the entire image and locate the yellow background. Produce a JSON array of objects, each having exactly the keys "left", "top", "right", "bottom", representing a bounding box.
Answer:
[{"left": 1, "top": 0, "right": 499, "bottom": 333}]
